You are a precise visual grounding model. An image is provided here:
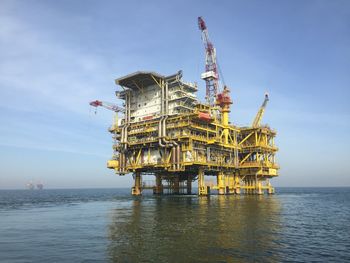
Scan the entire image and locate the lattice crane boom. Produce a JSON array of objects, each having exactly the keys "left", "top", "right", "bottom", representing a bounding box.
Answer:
[
  {"left": 198, "top": 16, "right": 219, "bottom": 106},
  {"left": 89, "top": 100, "right": 125, "bottom": 113},
  {"left": 252, "top": 93, "right": 269, "bottom": 128}
]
